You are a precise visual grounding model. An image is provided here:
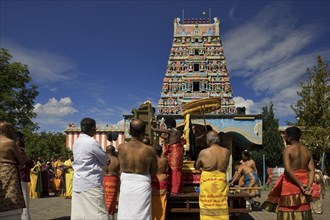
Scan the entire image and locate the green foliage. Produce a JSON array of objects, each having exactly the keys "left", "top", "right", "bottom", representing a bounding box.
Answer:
[
  {"left": 23, "top": 131, "right": 70, "bottom": 162},
  {"left": 291, "top": 55, "right": 330, "bottom": 155},
  {"left": 252, "top": 103, "right": 284, "bottom": 171},
  {"left": 0, "top": 48, "right": 39, "bottom": 131}
]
